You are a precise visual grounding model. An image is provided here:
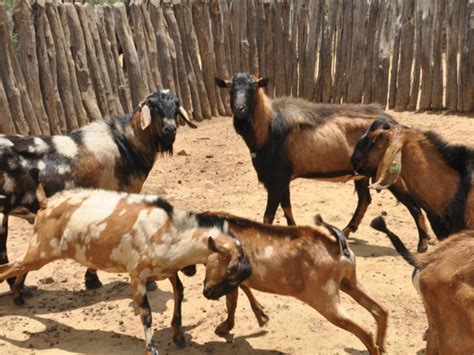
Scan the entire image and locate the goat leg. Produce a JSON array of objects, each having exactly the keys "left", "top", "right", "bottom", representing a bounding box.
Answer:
[
  {"left": 0, "top": 213, "right": 15, "bottom": 288},
  {"left": 343, "top": 178, "right": 371, "bottom": 236},
  {"left": 131, "top": 276, "right": 158, "bottom": 355},
  {"left": 84, "top": 268, "right": 103, "bottom": 289},
  {"left": 263, "top": 185, "right": 286, "bottom": 224},
  {"left": 214, "top": 288, "right": 238, "bottom": 337},
  {"left": 169, "top": 274, "right": 186, "bottom": 347},
  {"left": 280, "top": 186, "right": 296, "bottom": 225},
  {"left": 240, "top": 285, "right": 269, "bottom": 327}
]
